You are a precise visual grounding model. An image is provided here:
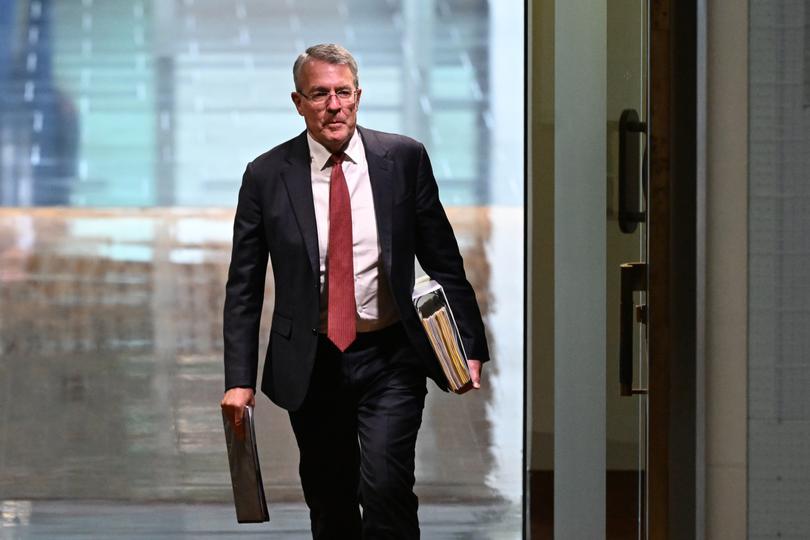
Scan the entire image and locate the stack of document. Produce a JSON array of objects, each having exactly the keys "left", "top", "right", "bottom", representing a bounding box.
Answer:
[{"left": 412, "top": 276, "right": 472, "bottom": 393}]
